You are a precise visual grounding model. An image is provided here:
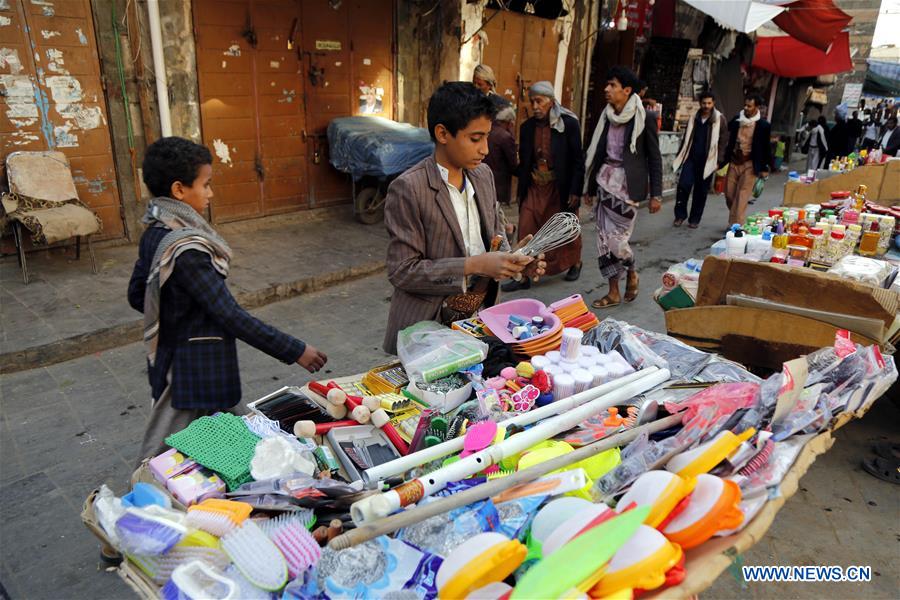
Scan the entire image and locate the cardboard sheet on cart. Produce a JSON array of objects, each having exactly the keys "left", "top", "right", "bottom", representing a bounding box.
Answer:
[{"left": 696, "top": 256, "right": 899, "bottom": 338}]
